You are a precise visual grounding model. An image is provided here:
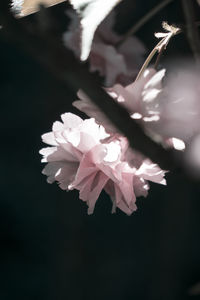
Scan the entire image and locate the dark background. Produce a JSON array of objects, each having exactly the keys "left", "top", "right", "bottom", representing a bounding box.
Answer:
[{"left": 1, "top": 0, "right": 200, "bottom": 299}]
